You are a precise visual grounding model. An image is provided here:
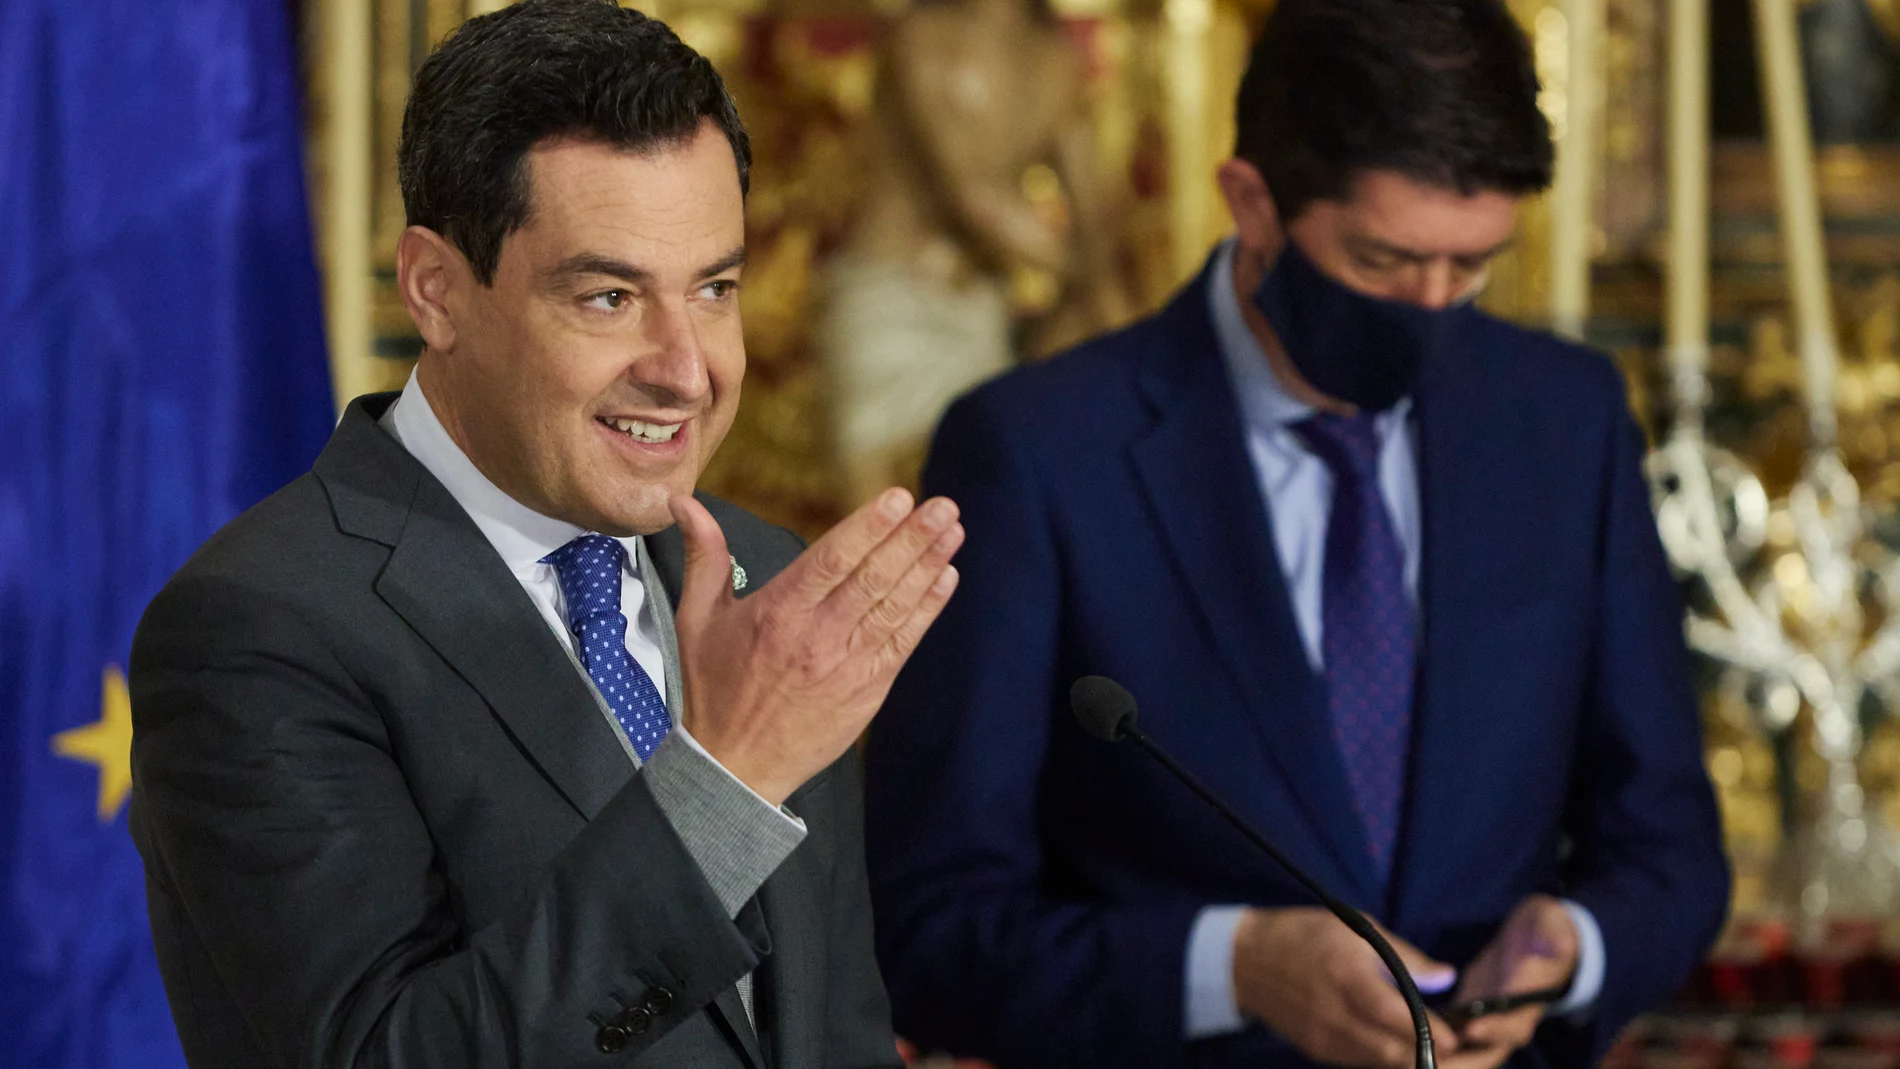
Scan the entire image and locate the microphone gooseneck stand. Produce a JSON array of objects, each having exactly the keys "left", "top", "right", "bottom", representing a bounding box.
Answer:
[{"left": 1069, "top": 676, "right": 1437, "bottom": 1069}]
